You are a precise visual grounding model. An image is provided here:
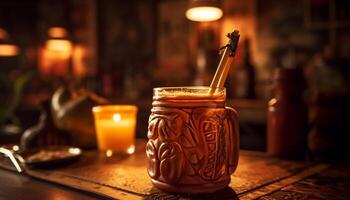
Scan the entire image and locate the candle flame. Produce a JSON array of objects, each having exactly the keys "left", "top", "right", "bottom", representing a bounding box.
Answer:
[{"left": 113, "top": 114, "right": 121, "bottom": 122}]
